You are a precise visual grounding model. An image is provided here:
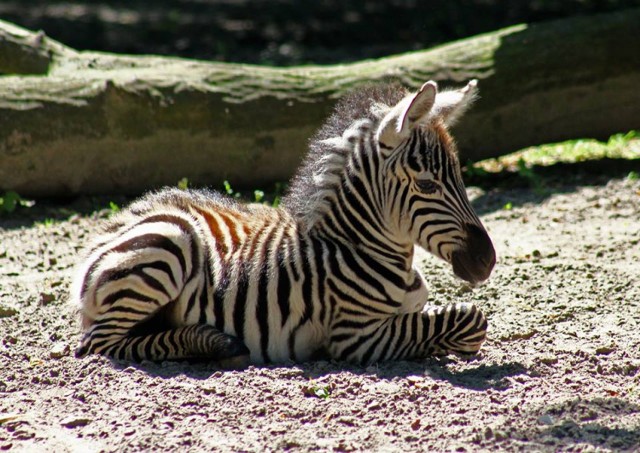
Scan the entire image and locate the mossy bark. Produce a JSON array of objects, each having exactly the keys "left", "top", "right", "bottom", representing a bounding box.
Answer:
[{"left": 1, "top": 10, "right": 639, "bottom": 197}]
